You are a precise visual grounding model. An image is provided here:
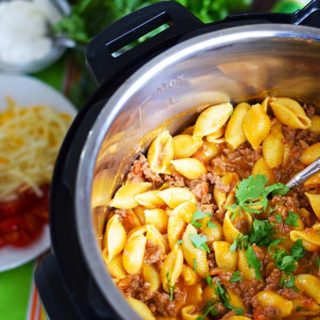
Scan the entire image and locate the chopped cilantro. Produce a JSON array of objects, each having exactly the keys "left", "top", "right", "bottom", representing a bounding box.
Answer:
[
  {"left": 230, "top": 235, "right": 249, "bottom": 252},
  {"left": 196, "top": 317, "right": 205, "bottom": 320},
  {"left": 291, "top": 239, "right": 304, "bottom": 260},
  {"left": 275, "top": 213, "right": 282, "bottom": 224},
  {"left": 280, "top": 273, "right": 296, "bottom": 289},
  {"left": 190, "top": 234, "right": 210, "bottom": 253},
  {"left": 268, "top": 238, "right": 283, "bottom": 252},
  {"left": 285, "top": 211, "right": 299, "bottom": 227},
  {"left": 166, "top": 272, "right": 175, "bottom": 301},
  {"left": 315, "top": 257, "right": 320, "bottom": 267},
  {"left": 233, "top": 307, "right": 244, "bottom": 315},
  {"left": 273, "top": 241, "right": 304, "bottom": 273},
  {"left": 191, "top": 210, "right": 211, "bottom": 228},
  {"left": 231, "top": 175, "right": 289, "bottom": 215},
  {"left": 202, "top": 301, "right": 219, "bottom": 317},
  {"left": 230, "top": 271, "right": 242, "bottom": 283},
  {"left": 265, "top": 182, "right": 290, "bottom": 196},
  {"left": 207, "top": 221, "right": 217, "bottom": 229},
  {"left": 246, "top": 246, "right": 262, "bottom": 279},
  {"left": 193, "top": 259, "right": 197, "bottom": 272},
  {"left": 206, "top": 276, "right": 213, "bottom": 287},
  {"left": 249, "top": 219, "right": 274, "bottom": 246}
]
